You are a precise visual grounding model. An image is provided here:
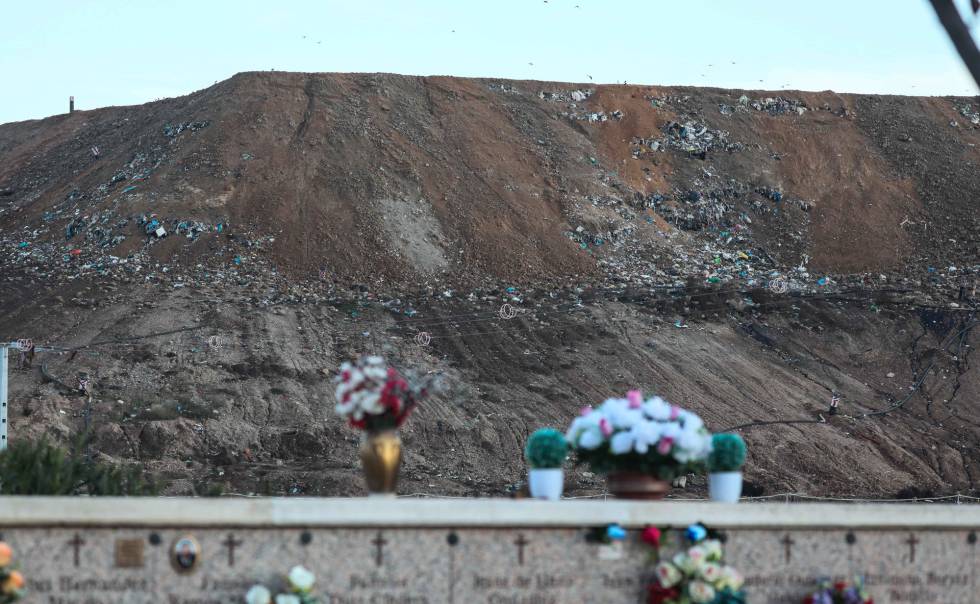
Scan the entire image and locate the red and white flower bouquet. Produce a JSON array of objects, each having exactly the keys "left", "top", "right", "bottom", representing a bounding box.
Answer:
[{"left": 334, "top": 355, "right": 433, "bottom": 432}]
